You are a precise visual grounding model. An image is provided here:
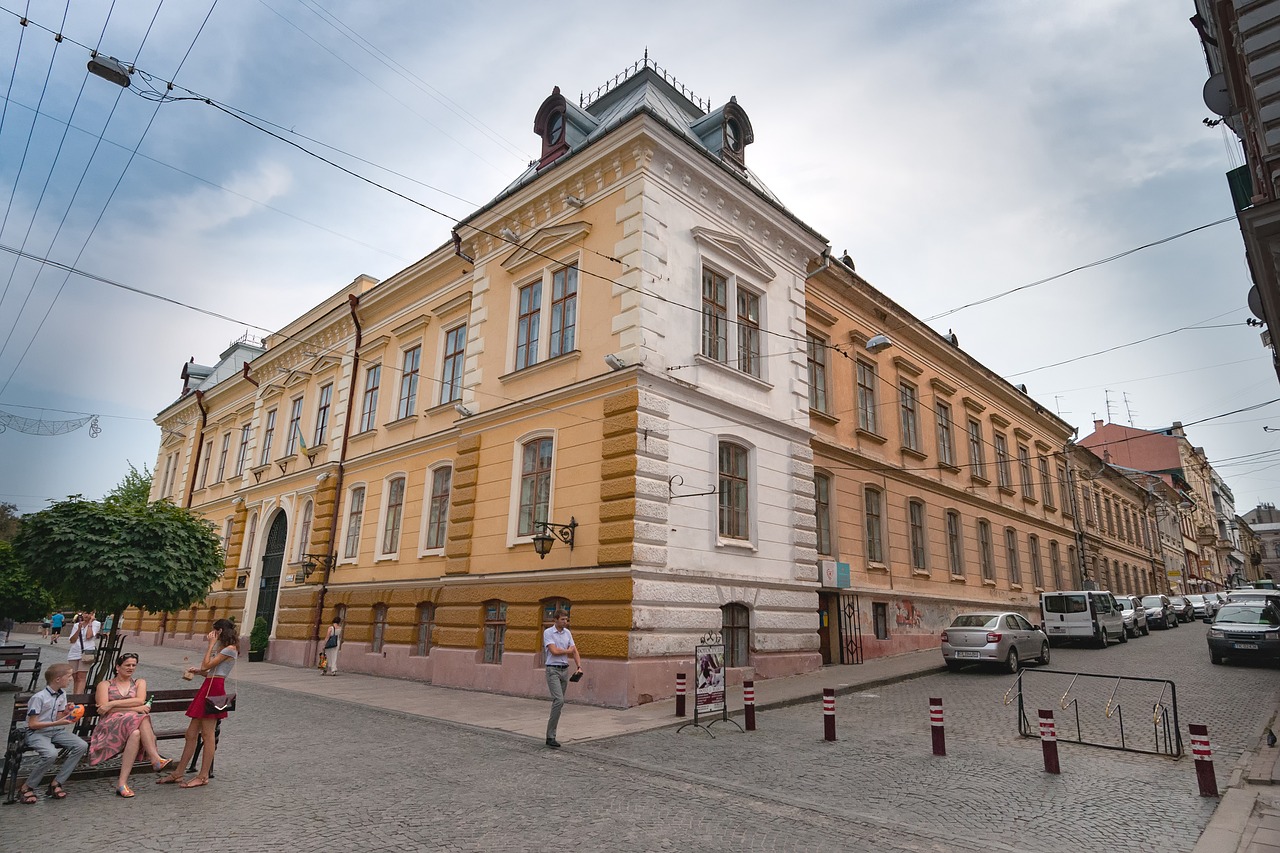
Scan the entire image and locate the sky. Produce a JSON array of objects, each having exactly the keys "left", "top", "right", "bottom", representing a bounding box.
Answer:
[{"left": 0, "top": 0, "right": 1275, "bottom": 518}]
